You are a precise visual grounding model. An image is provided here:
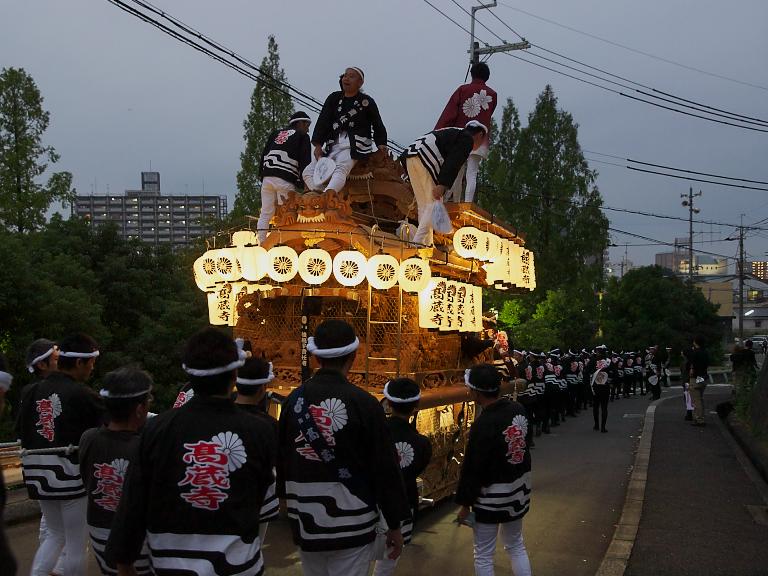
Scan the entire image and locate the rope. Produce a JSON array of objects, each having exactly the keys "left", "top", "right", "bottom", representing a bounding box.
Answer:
[{"left": 347, "top": 172, "right": 374, "bottom": 181}]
